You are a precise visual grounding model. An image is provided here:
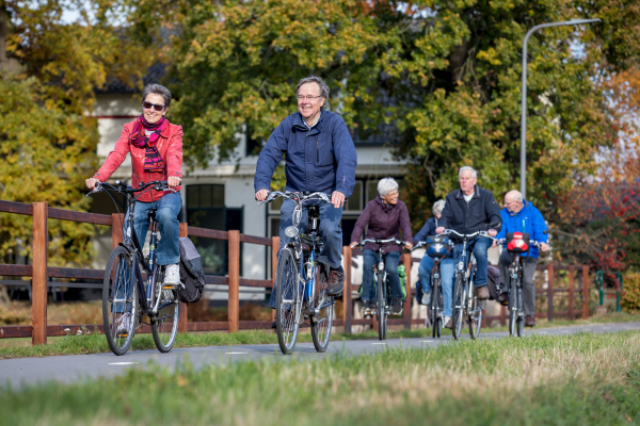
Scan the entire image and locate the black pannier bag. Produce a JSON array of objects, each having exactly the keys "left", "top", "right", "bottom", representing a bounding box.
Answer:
[{"left": 178, "top": 237, "right": 205, "bottom": 303}]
